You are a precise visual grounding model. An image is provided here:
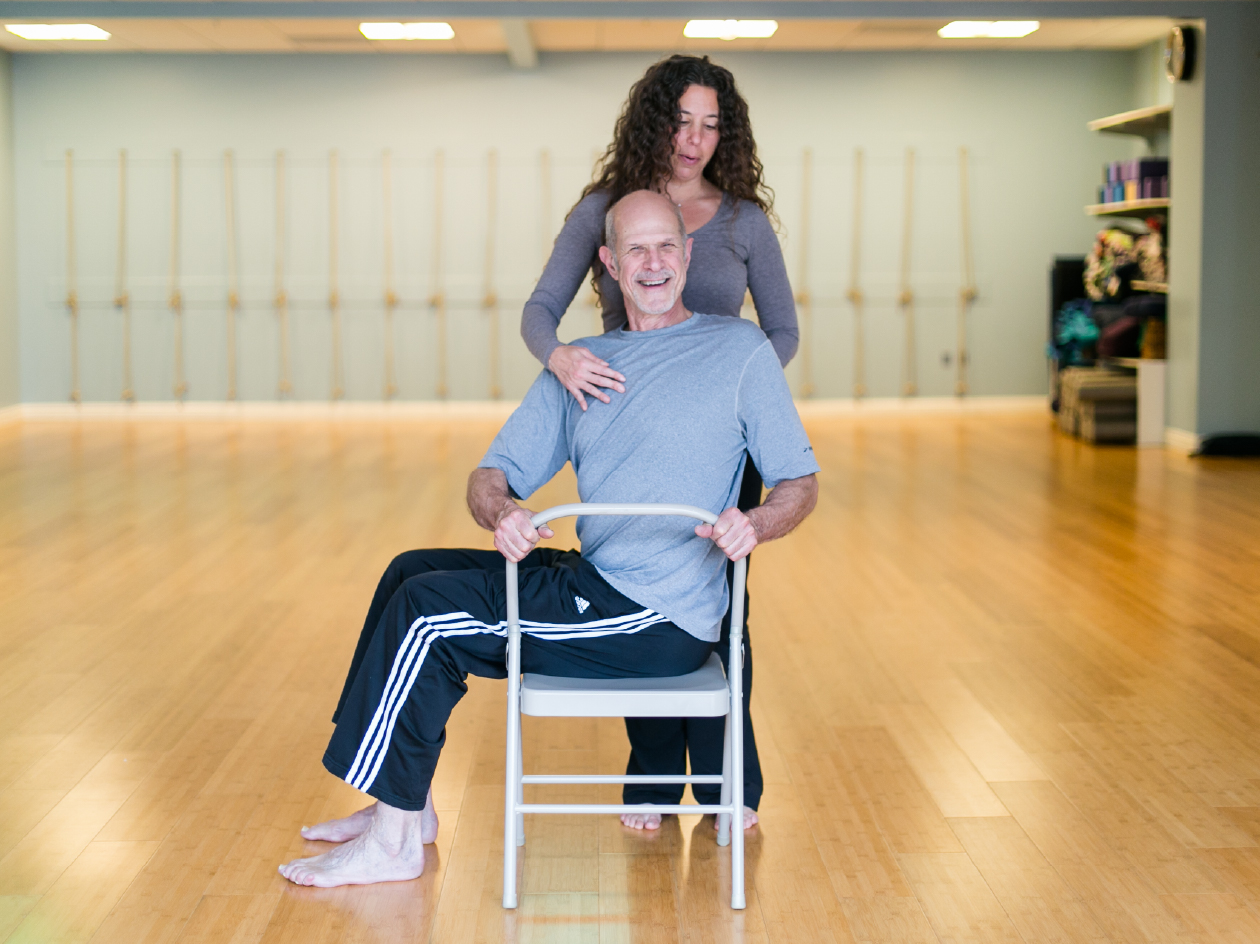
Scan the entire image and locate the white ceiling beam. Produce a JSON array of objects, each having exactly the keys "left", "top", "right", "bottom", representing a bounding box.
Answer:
[{"left": 500, "top": 18, "right": 537, "bottom": 68}]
